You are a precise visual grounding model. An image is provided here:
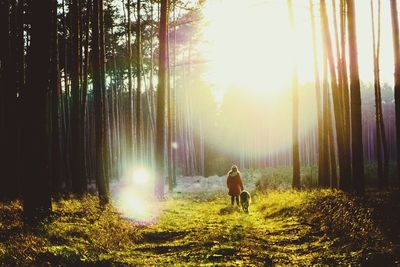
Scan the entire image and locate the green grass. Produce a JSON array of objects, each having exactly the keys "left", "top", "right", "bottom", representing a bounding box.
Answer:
[{"left": 0, "top": 190, "right": 398, "bottom": 266}]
